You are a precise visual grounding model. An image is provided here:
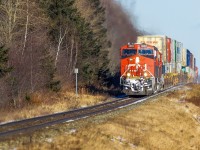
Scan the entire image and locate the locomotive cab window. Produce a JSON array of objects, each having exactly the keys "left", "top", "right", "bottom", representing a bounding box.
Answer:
[
  {"left": 121, "top": 49, "right": 137, "bottom": 58},
  {"left": 138, "top": 49, "right": 153, "bottom": 55}
]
